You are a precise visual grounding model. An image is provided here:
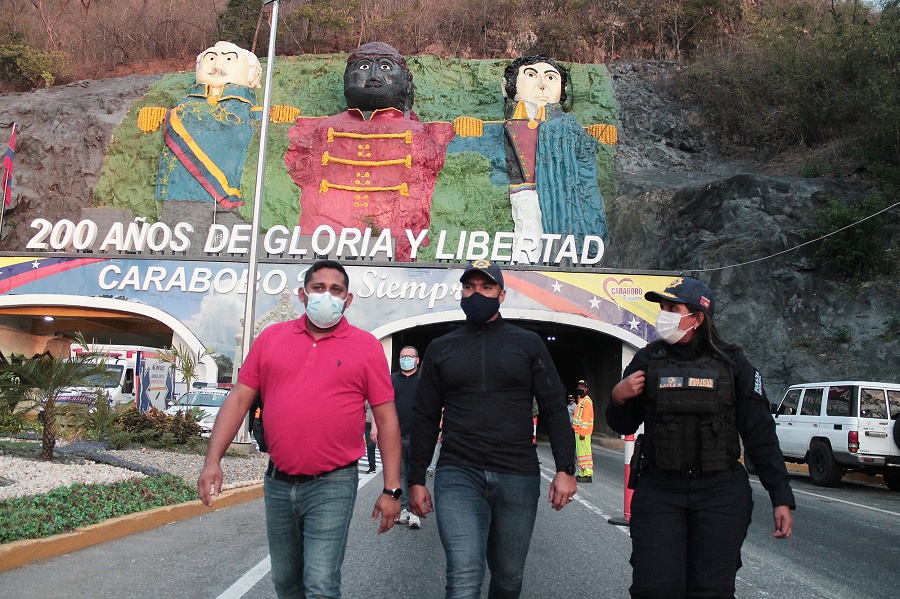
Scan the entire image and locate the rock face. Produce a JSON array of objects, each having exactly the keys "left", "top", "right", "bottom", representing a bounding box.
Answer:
[
  {"left": 1, "top": 61, "right": 896, "bottom": 397},
  {"left": 606, "top": 61, "right": 898, "bottom": 396},
  {"left": 0, "top": 75, "right": 163, "bottom": 250}
]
